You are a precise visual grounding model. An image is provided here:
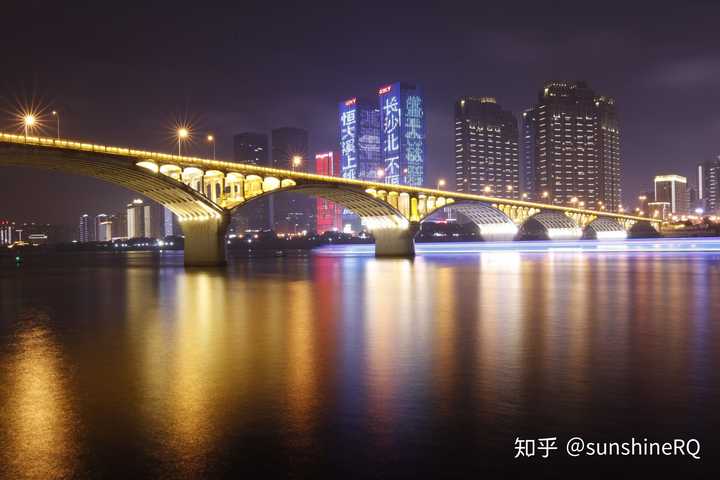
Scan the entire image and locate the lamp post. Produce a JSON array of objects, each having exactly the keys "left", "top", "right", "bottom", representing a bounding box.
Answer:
[
  {"left": 177, "top": 128, "right": 189, "bottom": 156},
  {"left": 292, "top": 155, "right": 302, "bottom": 171},
  {"left": 541, "top": 191, "right": 549, "bottom": 202},
  {"left": 437, "top": 178, "right": 446, "bottom": 190},
  {"left": 51, "top": 110, "right": 60, "bottom": 139},
  {"left": 483, "top": 185, "right": 492, "bottom": 194},
  {"left": 23, "top": 115, "right": 35, "bottom": 141},
  {"left": 207, "top": 134, "right": 215, "bottom": 160},
  {"left": 376, "top": 168, "right": 385, "bottom": 180}
]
